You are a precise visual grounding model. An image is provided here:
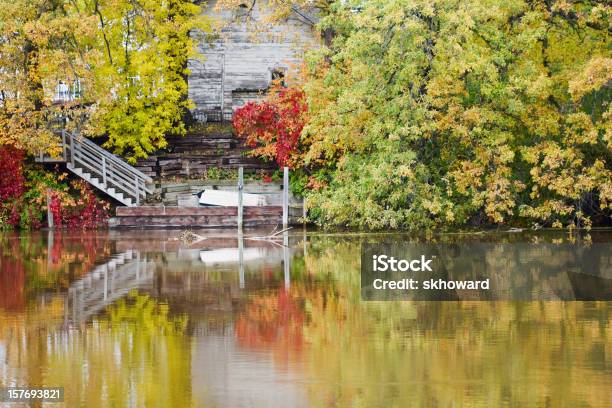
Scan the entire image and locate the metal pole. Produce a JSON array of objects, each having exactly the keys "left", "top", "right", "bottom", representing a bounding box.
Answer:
[
  {"left": 237, "top": 167, "right": 244, "bottom": 228},
  {"left": 283, "top": 166, "right": 289, "bottom": 228}
]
